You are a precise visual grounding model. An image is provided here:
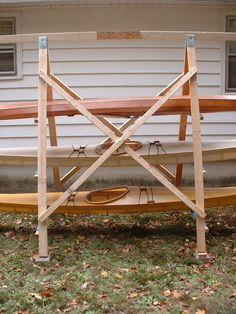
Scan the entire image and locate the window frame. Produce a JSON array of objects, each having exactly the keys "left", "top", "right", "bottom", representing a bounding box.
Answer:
[
  {"left": 225, "top": 15, "right": 236, "bottom": 92},
  {"left": 0, "top": 13, "right": 22, "bottom": 80},
  {"left": 0, "top": 17, "right": 17, "bottom": 76}
]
